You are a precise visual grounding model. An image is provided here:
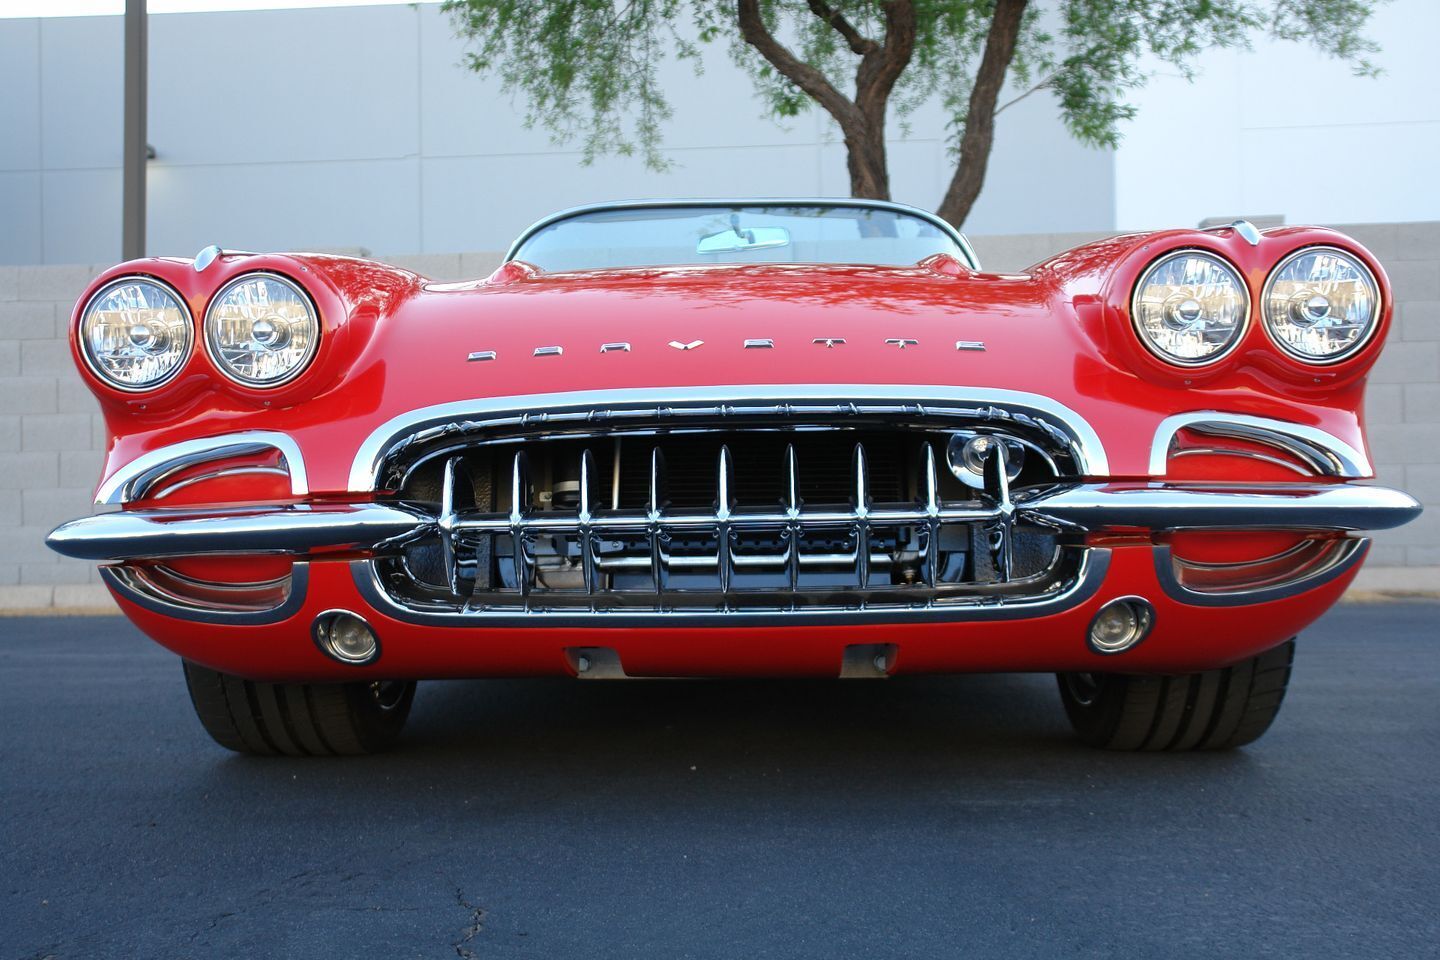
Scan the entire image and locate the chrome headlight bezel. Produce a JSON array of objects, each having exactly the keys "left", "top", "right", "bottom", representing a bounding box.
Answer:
[
  {"left": 78, "top": 276, "right": 194, "bottom": 393},
  {"left": 203, "top": 271, "right": 321, "bottom": 388},
  {"left": 1129, "top": 250, "right": 1251, "bottom": 368},
  {"left": 1260, "top": 245, "right": 1381, "bottom": 366}
]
